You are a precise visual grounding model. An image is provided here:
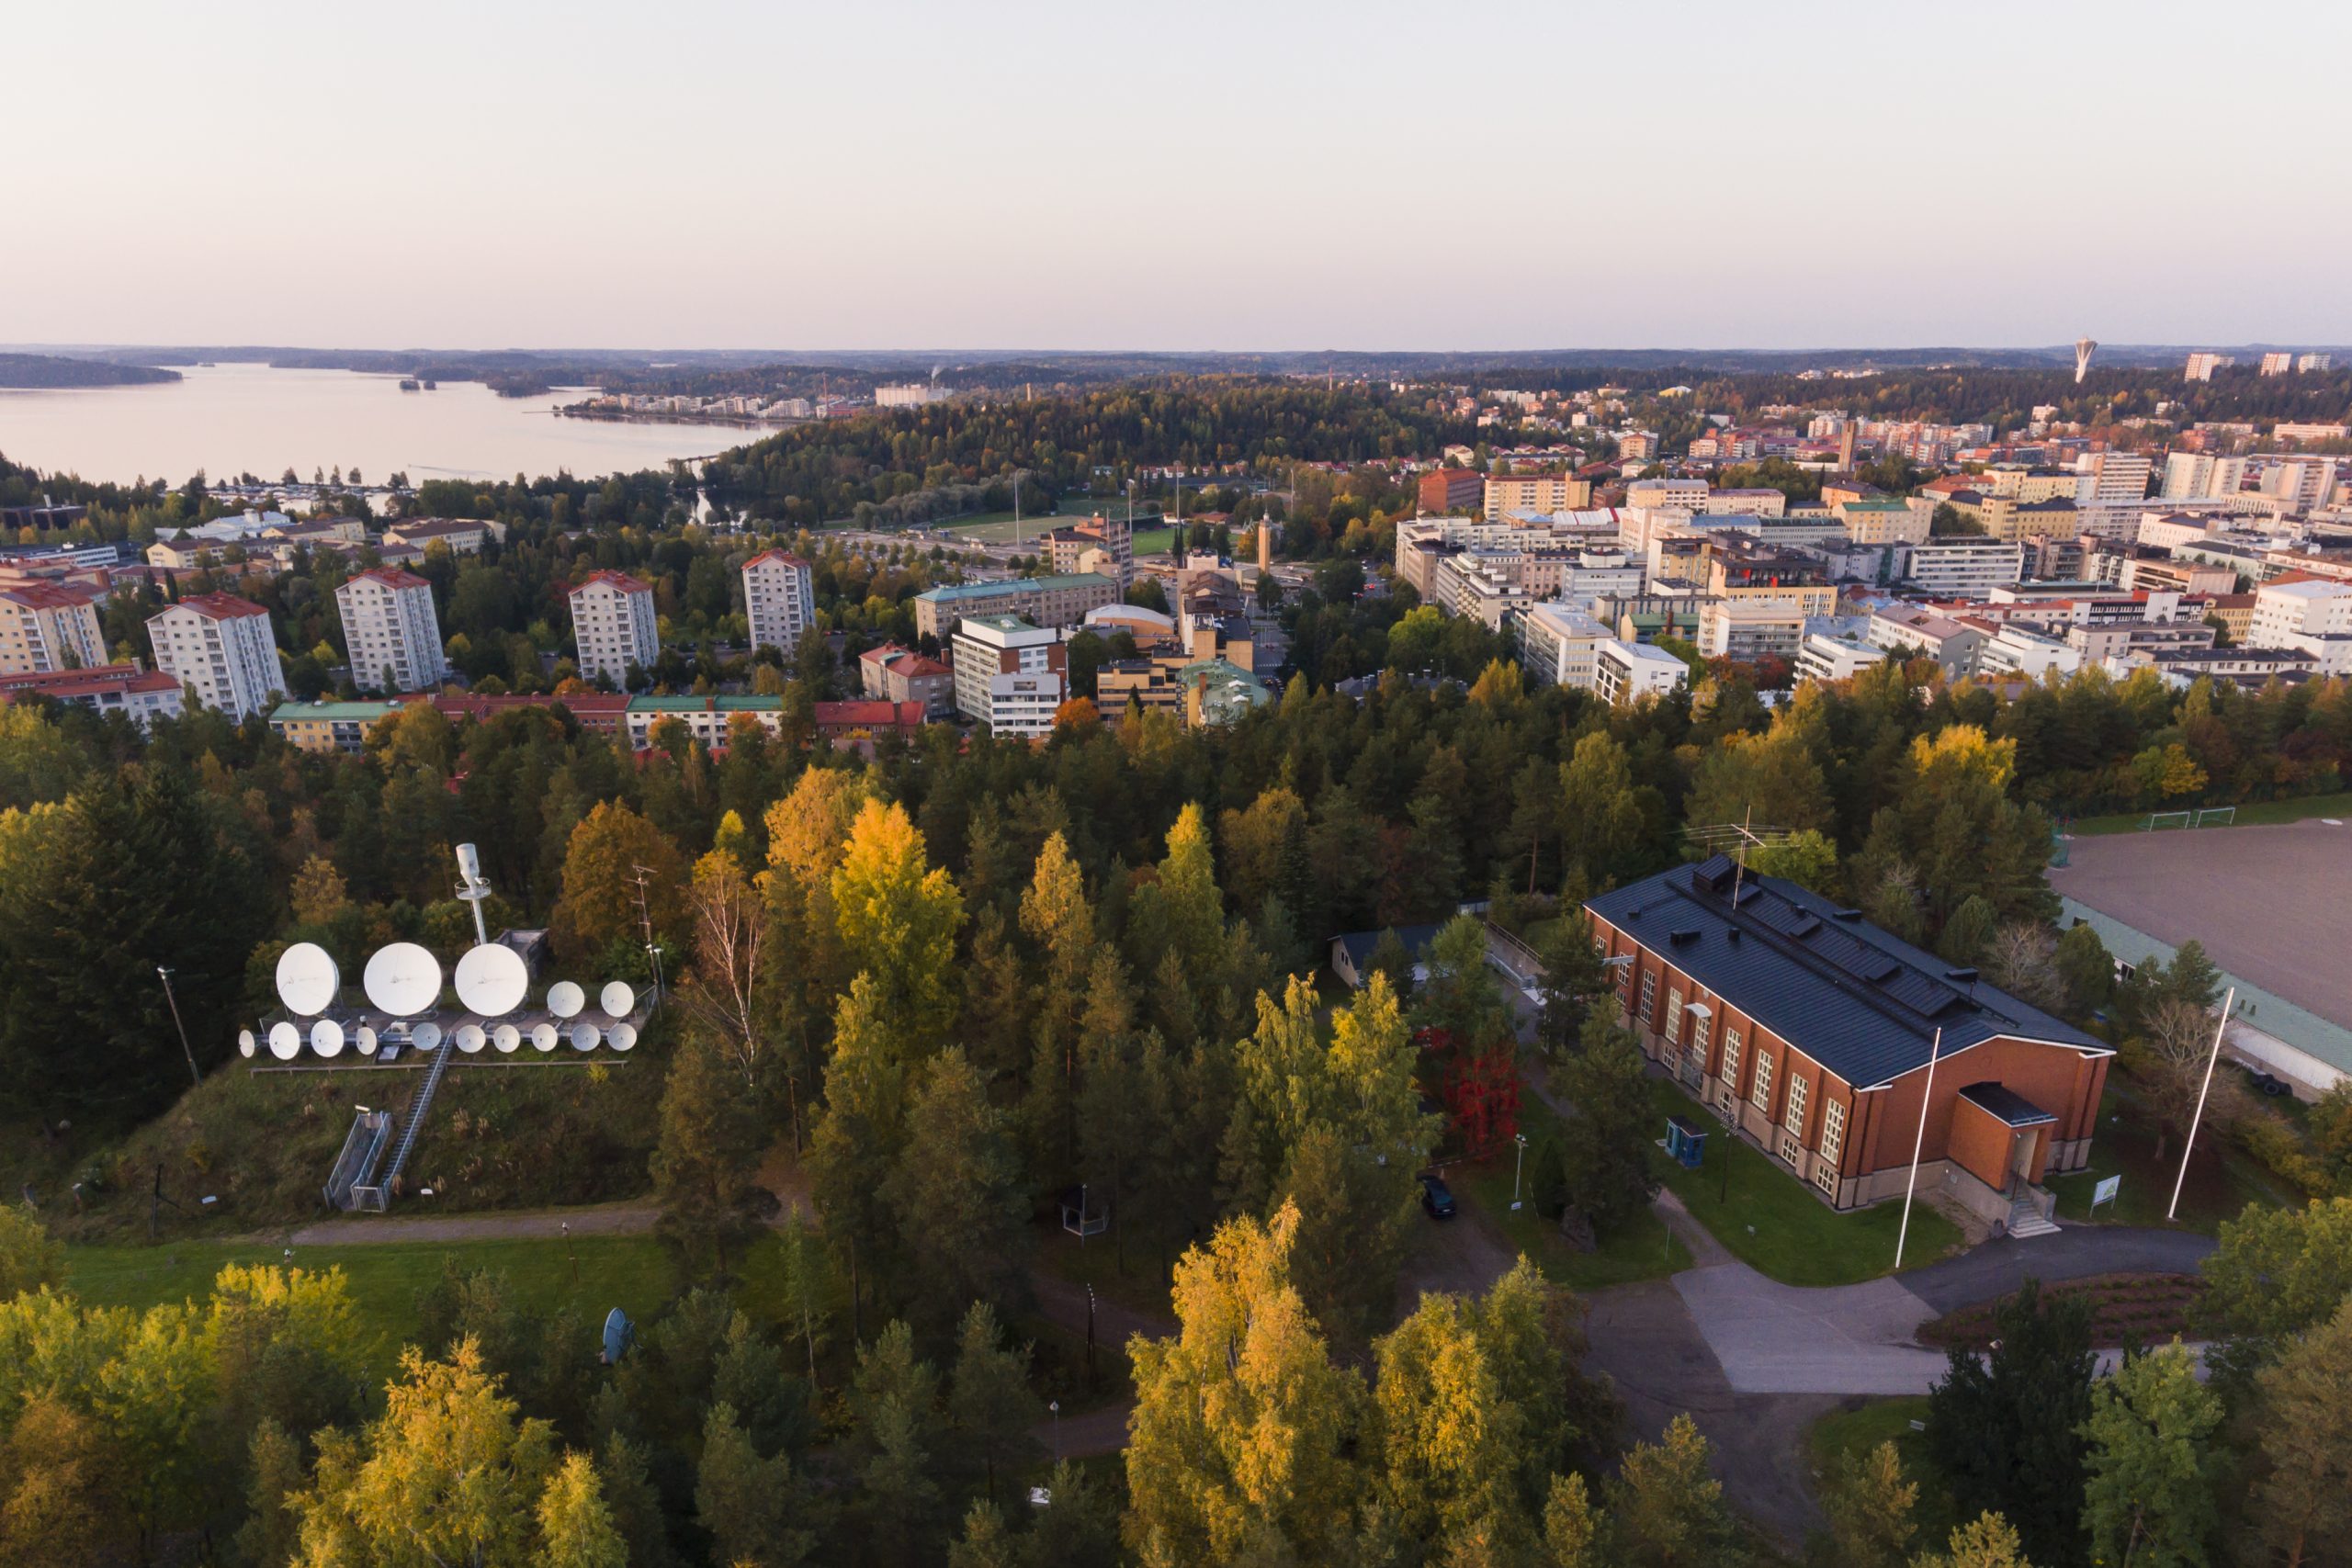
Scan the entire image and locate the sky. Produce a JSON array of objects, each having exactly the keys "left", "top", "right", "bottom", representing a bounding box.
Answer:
[{"left": 9, "top": 0, "right": 2352, "bottom": 353}]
